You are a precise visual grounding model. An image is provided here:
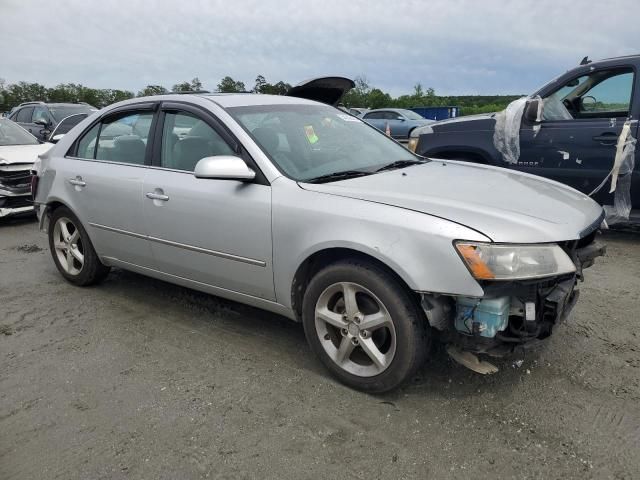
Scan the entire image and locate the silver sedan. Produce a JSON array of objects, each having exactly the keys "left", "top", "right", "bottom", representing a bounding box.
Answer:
[{"left": 33, "top": 91, "right": 605, "bottom": 392}]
